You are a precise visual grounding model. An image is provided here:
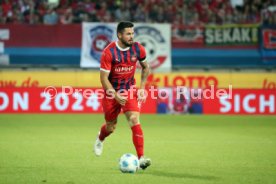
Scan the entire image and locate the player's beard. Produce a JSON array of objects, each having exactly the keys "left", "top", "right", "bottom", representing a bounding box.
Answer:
[{"left": 121, "top": 38, "right": 133, "bottom": 47}]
